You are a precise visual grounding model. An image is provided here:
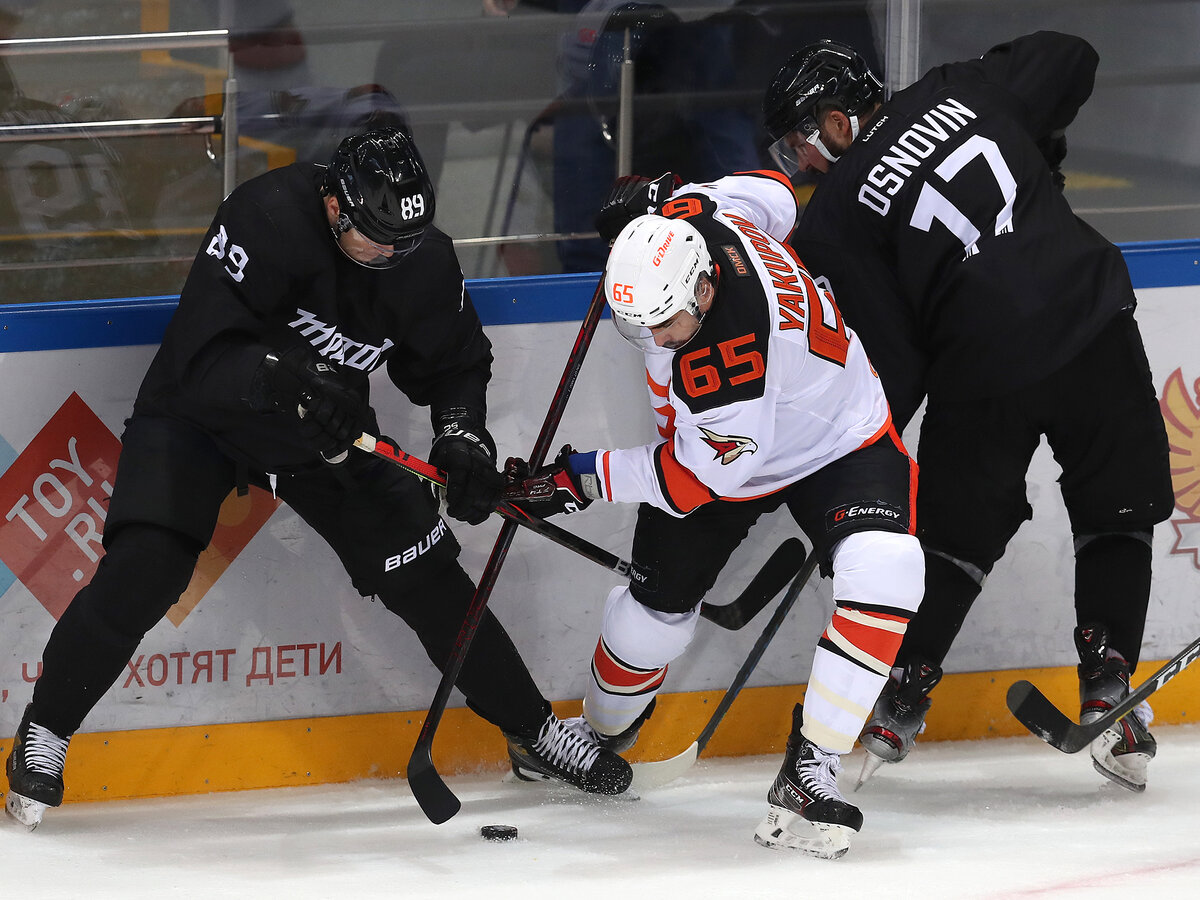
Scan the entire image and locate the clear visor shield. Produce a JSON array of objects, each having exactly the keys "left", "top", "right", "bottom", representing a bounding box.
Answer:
[
  {"left": 611, "top": 296, "right": 706, "bottom": 354},
  {"left": 612, "top": 313, "right": 672, "bottom": 354},
  {"left": 763, "top": 112, "right": 840, "bottom": 177},
  {"left": 333, "top": 215, "right": 424, "bottom": 269},
  {"left": 767, "top": 115, "right": 821, "bottom": 178},
  {"left": 348, "top": 229, "right": 423, "bottom": 269}
]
